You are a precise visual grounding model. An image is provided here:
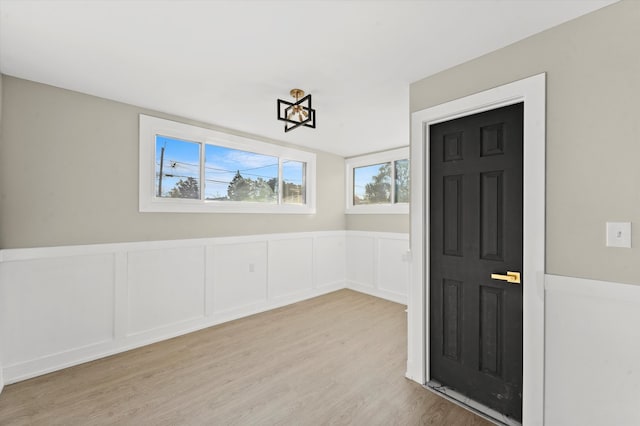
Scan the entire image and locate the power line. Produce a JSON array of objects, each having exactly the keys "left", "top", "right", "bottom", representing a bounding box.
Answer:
[
  {"left": 158, "top": 159, "right": 279, "bottom": 174},
  {"left": 205, "top": 178, "right": 233, "bottom": 184},
  {"left": 156, "top": 173, "right": 197, "bottom": 180},
  {"left": 235, "top": 163, "right": 279, "bottom": 172},
  {"left": 156, "top": 160, "right": 278, "bottom": 181}
]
